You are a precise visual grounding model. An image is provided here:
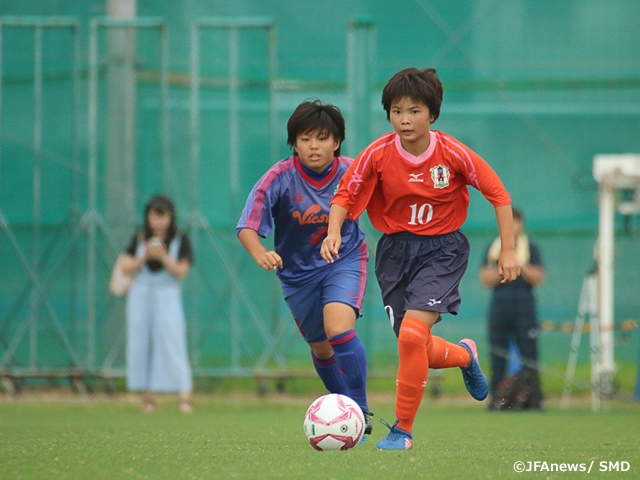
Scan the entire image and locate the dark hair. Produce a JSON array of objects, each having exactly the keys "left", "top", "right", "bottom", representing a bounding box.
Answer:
[
  {"left": 286, "top": 100, "right": 345, "bottom": 156},
  {"left": 143, "top": 194, "right": 177, "bottom": 241},
  {"left": 381, "top": 67, "right": 443, "bottom": 123}
]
